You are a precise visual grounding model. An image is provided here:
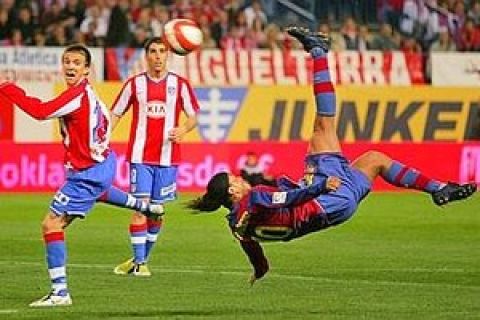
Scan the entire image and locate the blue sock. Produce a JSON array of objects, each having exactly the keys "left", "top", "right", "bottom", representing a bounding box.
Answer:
[
  {"left": 130, "top": 223, "right": 147, "bottom": 264},
  {"left": 44, "top": 231, "right": 68, "bottom": 294},
  {"left": 145, "top": 218, "right": 163, "bottom": 260},
  {"left": 383, "top": 161, "right": 444, "bottom": 193},
  {"left": 312, "top": 49, "right": 335, "bottom": 116},
  {"left": 99, "top": 187, "right": 148, "bottom": 212}
]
